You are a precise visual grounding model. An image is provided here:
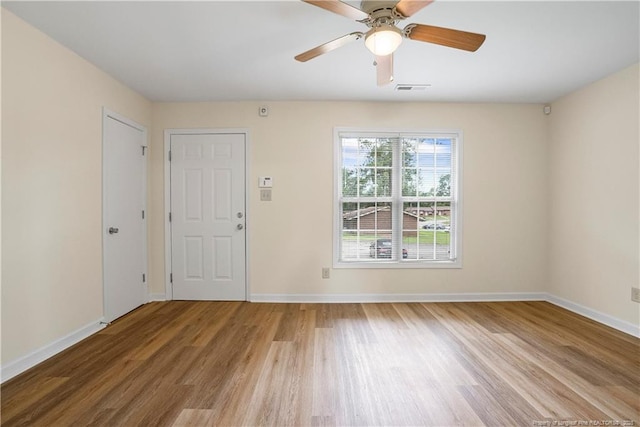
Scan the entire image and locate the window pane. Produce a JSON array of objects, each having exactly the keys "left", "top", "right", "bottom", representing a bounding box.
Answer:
[
  {"left": 376, "top": 139, "right": 393, "bottom": 167},
  {"left": 345, "top": 202, "right": 391, "bottom": 232},
  {"left": 358, "top": 168, "right": 375, "bottom": 197},
  {"left": 402, "top": 138, "right": 417, "bottom": 168},
  {"left": 369, "top": 233, "right": 394, "bottom": 260},
  {"left": 341, "top": 203, "right": 359, "bottom": 231},
  {"left": 436, "top": 138, "right": 452, "bottom": 169},
  {"left": 341, "top": 202, "right": 394, "bottom": 261},
  {"left": 376, "top": 168, "right": 392, "bottom": 197},
  {"left": 402, "top": 203, "right": 420, "bottom": 233},
  {"left": 402, "top": 168, "right": 417, "bottom": 197},
  {"left": 434, "top": 201, "right": 452, "bottom": 225},
  {"left": 340, "top": 230, "right": 360, "bottom": 260},
  {"left": 346, "top": 231, "right": 380, "bottom": 261},
  {"left": 417, "top": 138, "right": 436, "bottom": 167},
  {"left": 418, "top": 169, "right": 436, "bottom": 197},
  {"left": 342, "top": 168, "right": 357, "bottom": 197},
  {"left": 342, "top": 138, "right": 359, "bottom": 168},
  {"left": 358, "top": 139, "right": 376, "bottom": 167},
  {"left": 402, "top": 201, "right": 450, "bottom": 260},
  {"left": 402, "top": 203, "right": 420, "bottom": 260},
  {"left": 434, "top": 172, "right": 451, "bottom": 197}
]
